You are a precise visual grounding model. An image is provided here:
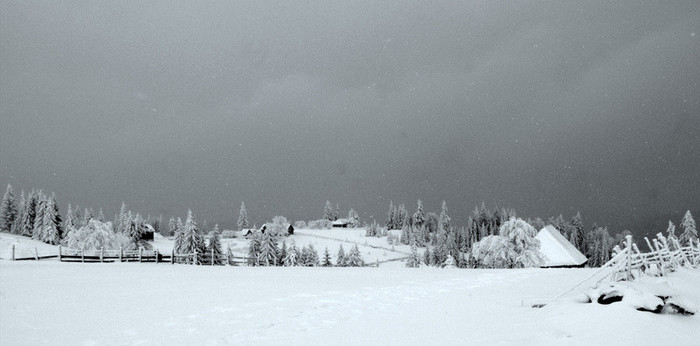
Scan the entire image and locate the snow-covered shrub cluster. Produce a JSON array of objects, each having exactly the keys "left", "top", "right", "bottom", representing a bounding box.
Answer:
[
  {"left": 220, "top": 230, "right": 237, "bottom": 238},
  {"left": 471, "top": 218, "right": 544, "bottom": 268},
  {"left": 294, "top": 220, "right": 307, "bottom": 229},
  {"left": 307, "top": 219, "right": 332, "bottom": 229},
  {"left": 64, "top": 220, "right": 133, "bottom": 250}
]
